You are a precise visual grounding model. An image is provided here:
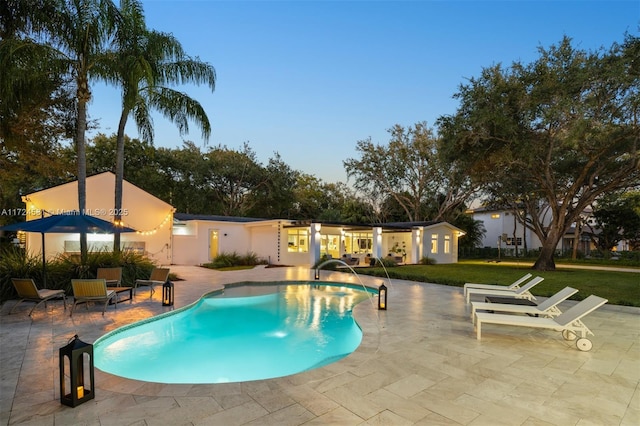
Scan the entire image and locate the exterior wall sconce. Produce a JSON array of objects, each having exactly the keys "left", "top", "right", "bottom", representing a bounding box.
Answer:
[
  {"left": 378, "top": 283, "right": 387, "bottom": 310},
  {"left": 59, "top": 335, "right": 94, "bottom": 407},
  {"left": 162, "top": 280, "right": 174, "bottom": 306}
]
